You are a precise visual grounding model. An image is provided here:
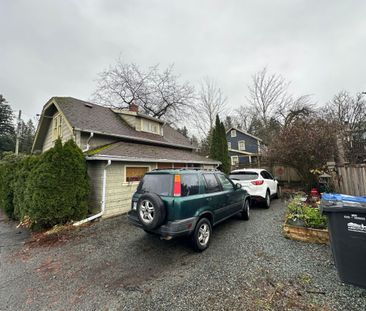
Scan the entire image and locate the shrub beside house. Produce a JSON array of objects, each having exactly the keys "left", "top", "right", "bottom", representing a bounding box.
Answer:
[{"left": 0, "top": 139, "right": 90, "bottom": 230}]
